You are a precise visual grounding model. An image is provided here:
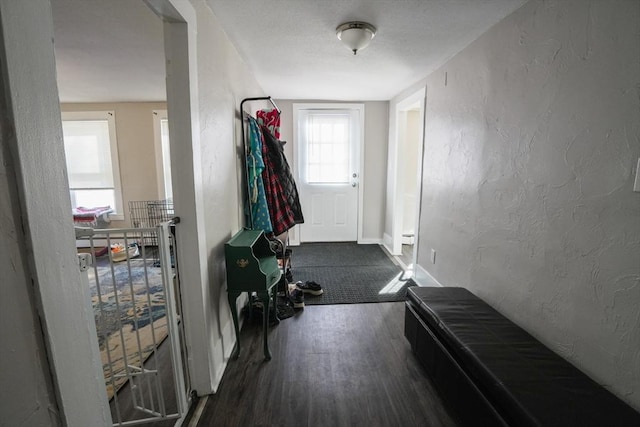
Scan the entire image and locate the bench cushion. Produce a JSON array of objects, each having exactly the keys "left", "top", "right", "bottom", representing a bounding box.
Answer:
[{"left": 407, "top": 286, "right": 640, "bottom": 426}]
